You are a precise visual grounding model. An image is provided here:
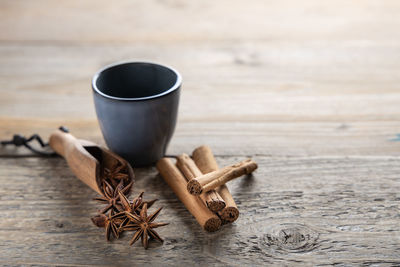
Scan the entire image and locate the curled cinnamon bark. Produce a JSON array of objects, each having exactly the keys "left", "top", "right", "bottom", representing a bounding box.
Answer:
[
  {"left": 156, "top": 158, "right": 221, "bottom": 232},
  {"left": 192, "top": 146, "right": 240, "bottom": 223},
  {"left": 176, "top": 154, "right": 226, "bottom": 212},
  {"left": 187, "top": 159, "right": 257, "bottom": 195}
]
